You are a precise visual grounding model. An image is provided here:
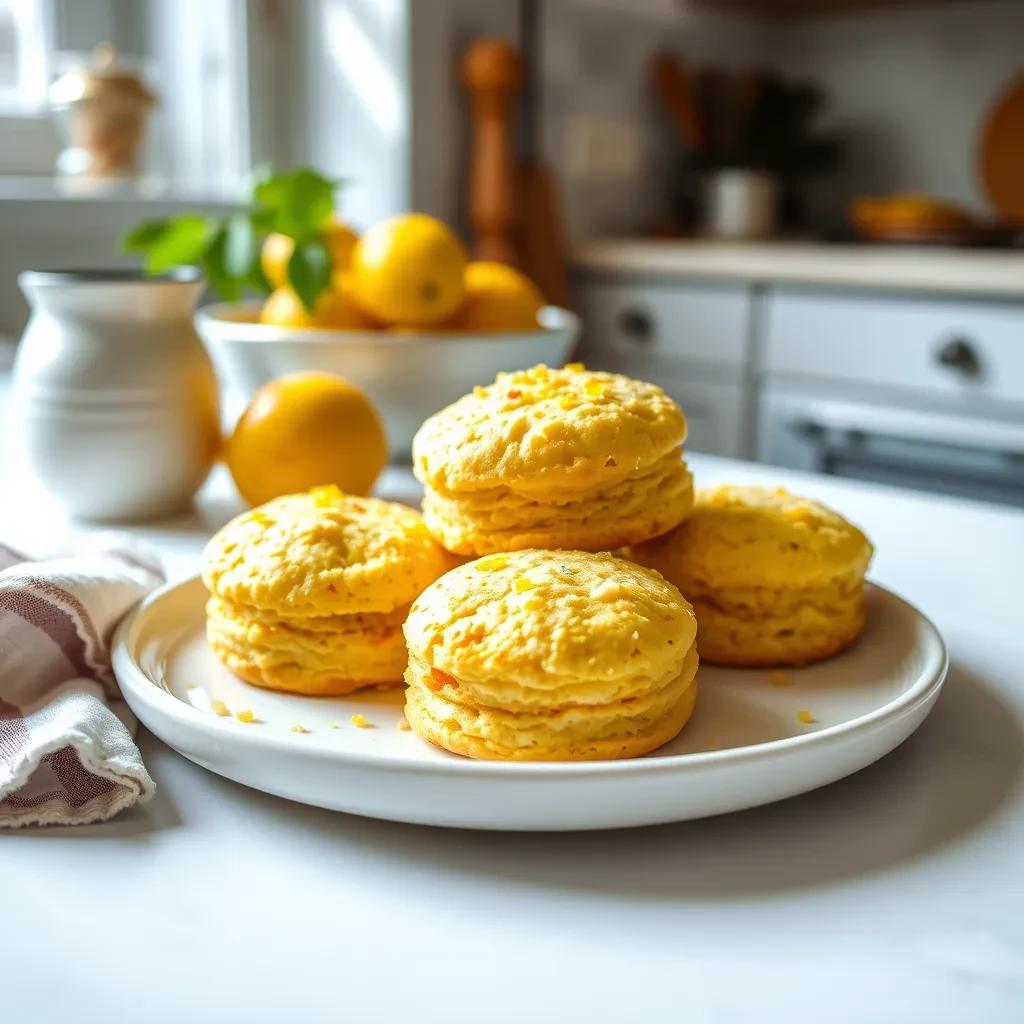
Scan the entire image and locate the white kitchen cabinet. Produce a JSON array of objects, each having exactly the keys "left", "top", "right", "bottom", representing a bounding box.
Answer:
[
  {"left": 576, "top": 278, "right": 750, "bottom": 368},
  {"left": 764, "top": 289, "right": 1024, "bottom": 406},
  {"left": 575, "top": 276, "right": 754, "bottom": 458},
  {"left": 656, "top": 376, "right": 748, "bottom": 460}
]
